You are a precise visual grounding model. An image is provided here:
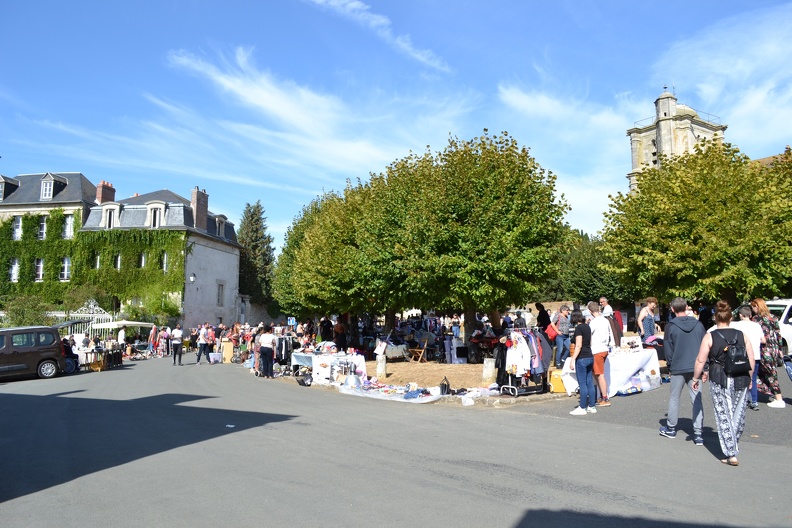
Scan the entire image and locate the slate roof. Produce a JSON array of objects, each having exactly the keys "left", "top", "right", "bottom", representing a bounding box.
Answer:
[
  {"left": 0, "top": 172, "right": 96, "bottom": 205},
  {"left": 81, "top": 188, "right": 238, "bottom": 245}
]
